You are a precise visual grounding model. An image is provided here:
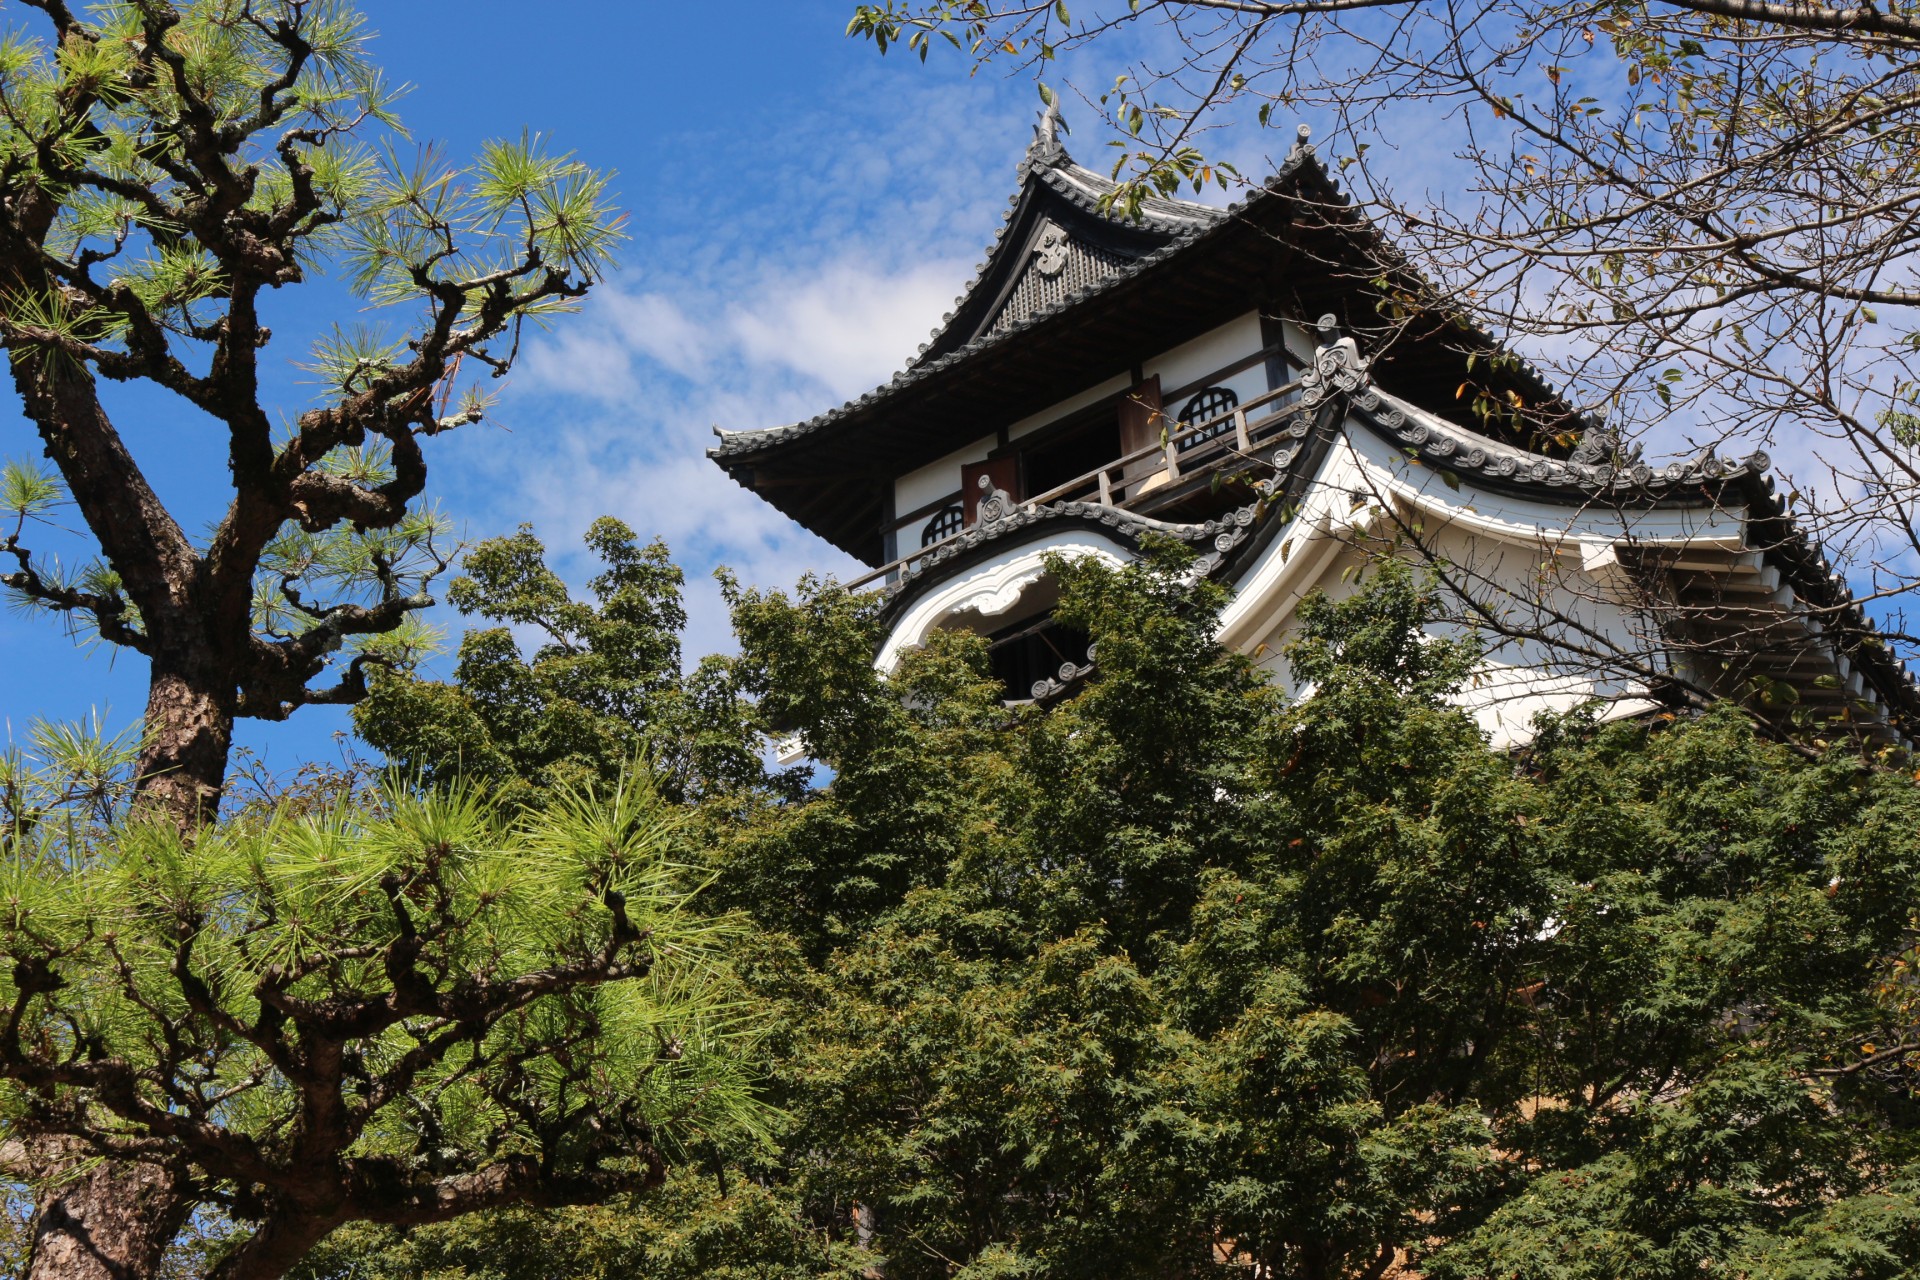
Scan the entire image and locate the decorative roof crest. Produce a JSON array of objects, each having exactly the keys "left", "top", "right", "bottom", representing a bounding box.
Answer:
[
  {"left": 1300, "top": 314, "right": 1369, "bottom": 406},
  {"left": 1569, "top": 423, "right": 1643, "bottom": 468},
  {"left": 976, "top": 473, "right": 1020, "bottom": 524},
  {"left": 1033, "top": 220, "right": 1070, "bottom": 277}
]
